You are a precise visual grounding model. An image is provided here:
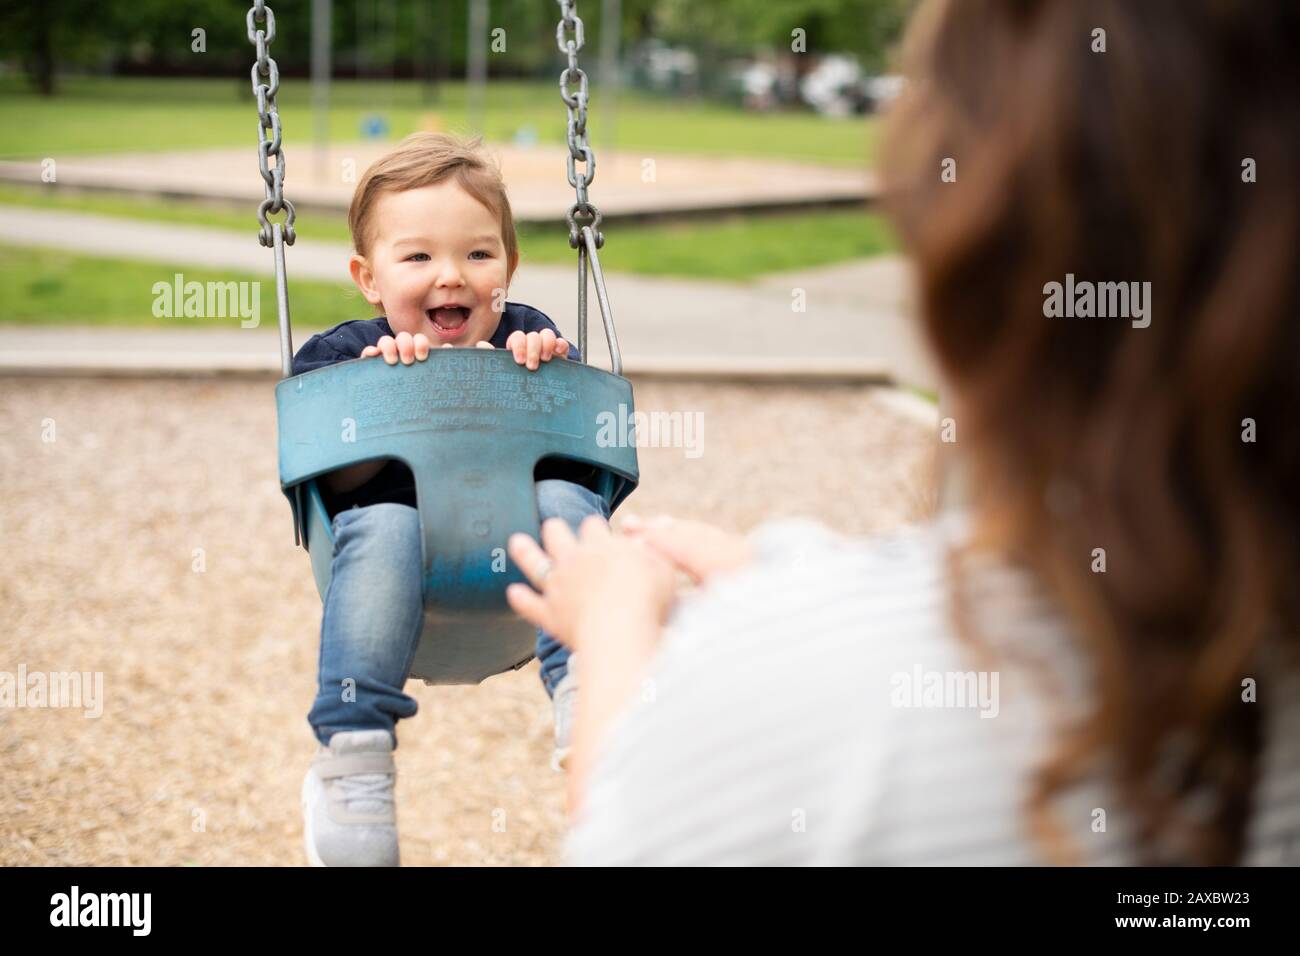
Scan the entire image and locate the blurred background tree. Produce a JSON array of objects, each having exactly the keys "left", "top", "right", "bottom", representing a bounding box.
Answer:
[{"left": 0, "top": 0, "right": 910, "bottom": 96}]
